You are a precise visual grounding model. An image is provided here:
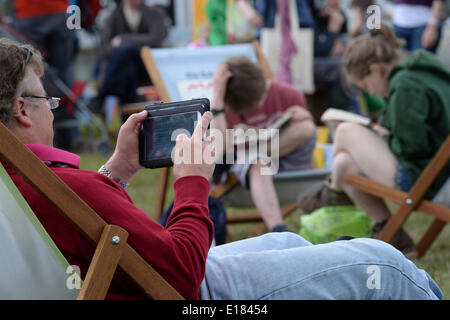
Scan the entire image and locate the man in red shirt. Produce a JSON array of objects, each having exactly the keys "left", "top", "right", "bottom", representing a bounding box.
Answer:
[
  {"left": 211, "top": 56, "right": 317, "bottom": 232},
  {"left": 0, "top": 38, "right": 215, "bottom": 299}
]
